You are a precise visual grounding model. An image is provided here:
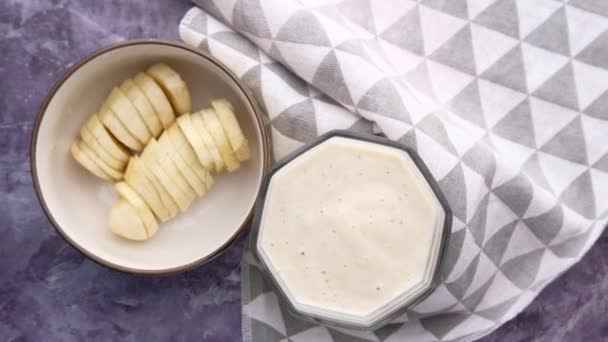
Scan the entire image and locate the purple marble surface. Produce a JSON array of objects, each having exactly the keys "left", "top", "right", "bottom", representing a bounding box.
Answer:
[{"left": 0, "top": 1, "right": 605, "bottom": 341}]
